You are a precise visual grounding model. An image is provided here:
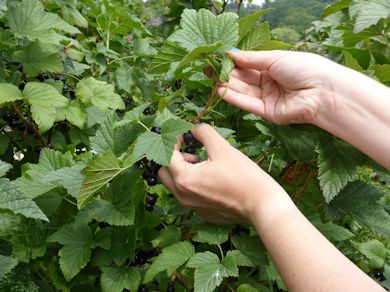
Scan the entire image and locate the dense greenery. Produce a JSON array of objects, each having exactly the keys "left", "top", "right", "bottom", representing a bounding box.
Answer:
[{"left": 0, "top": 0, "right": 389, "bottom": 291}]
